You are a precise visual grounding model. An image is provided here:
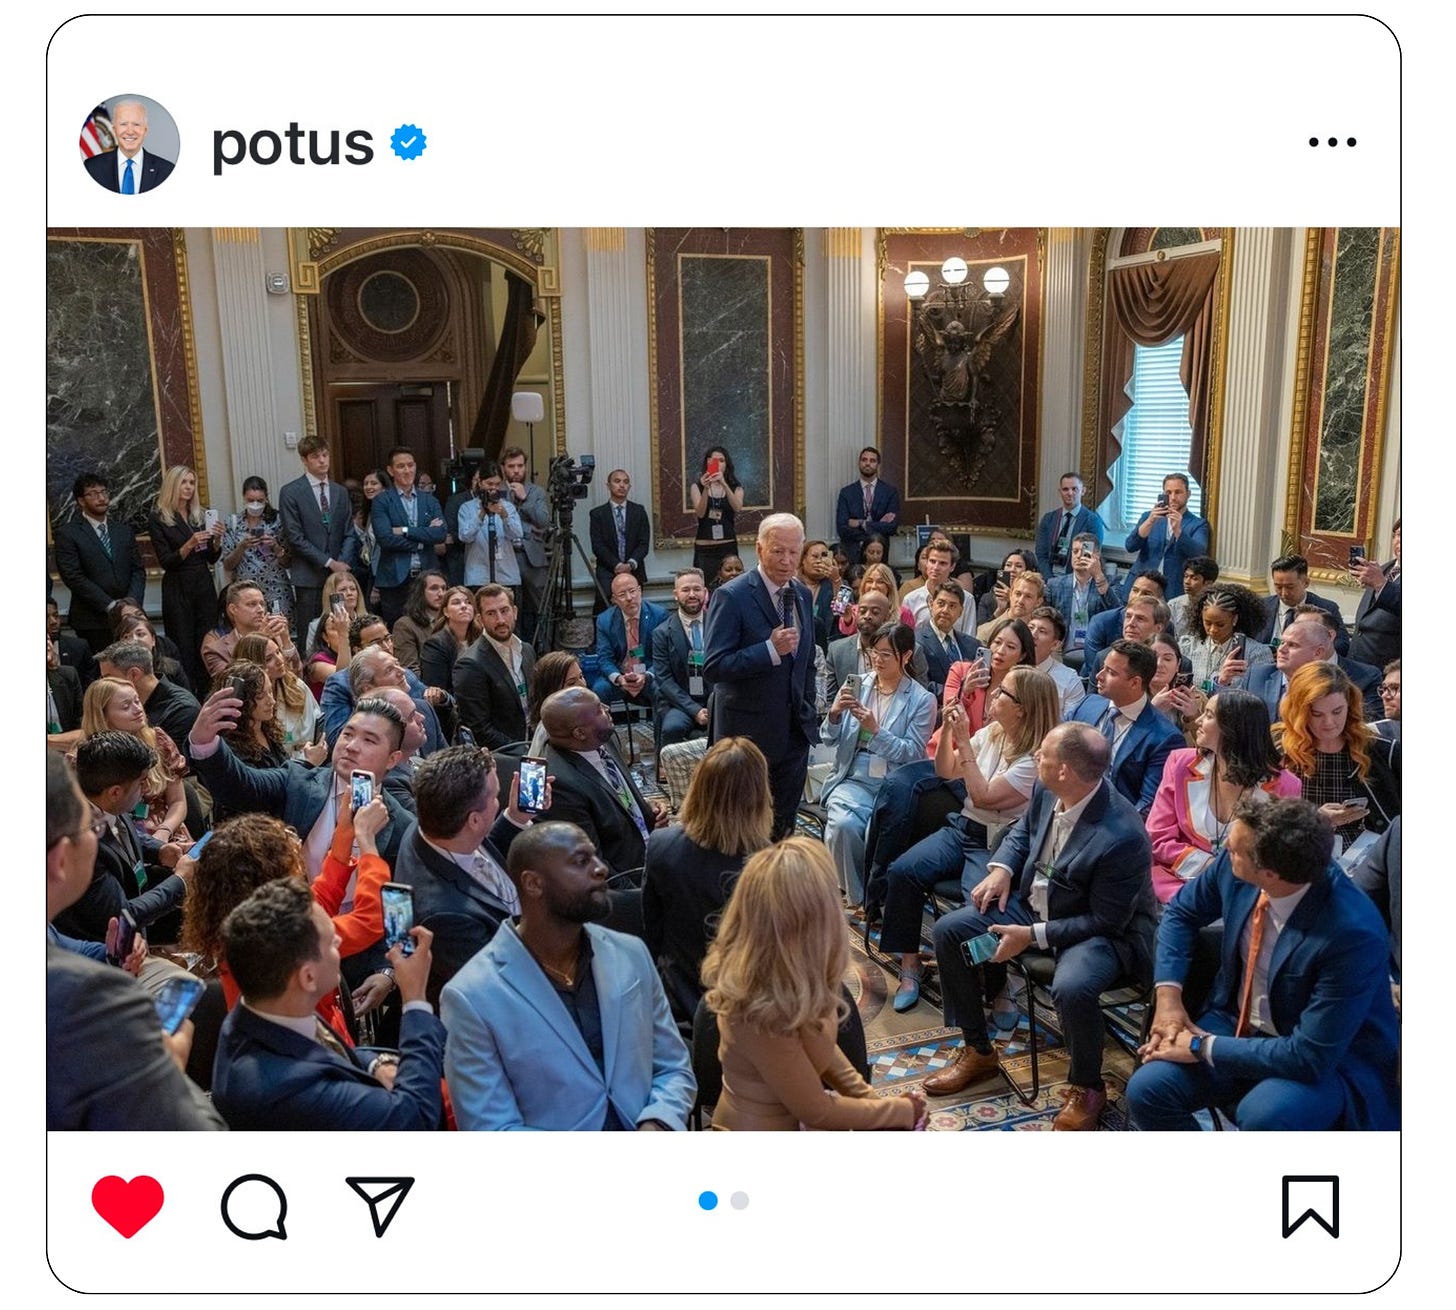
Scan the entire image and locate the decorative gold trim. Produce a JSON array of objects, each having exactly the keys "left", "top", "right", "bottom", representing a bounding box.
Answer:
[
  {"left": 875, "top": 229, "right": 888, "bottom": 283},
  {"left": 309, "top": 228, "right": 341, "bottom": 260},
  {"left": 511, "top": 228, "right": 548, "bottom": 264},
  {"left": 546, "top": 291, "right": 568, "bottom": 456},
  {"left": 1200, "top": 228, "right": 1236, "bottom": 540},
  {"left": 171, "top": 230, "right": 209, "bottom": 504},
  {"left": 584, "top": 228, "right": 626, "bottom": 253},
  {"left": 792, "top": 227, "right": 806, "bottom": 524},
  {"left": 295, "top": 293, "right": 319, "bottom": 438},
  {"left": 315, "top": 231, "right": 542, "bottom": 285},
  {"left": 287, "top": 228, "right": 323, "bottom": 294},
  {"left": 537, "top": 264, "right": 560, "bottom": 296},
  {"left": 214, "top": 227, "right": 260, "bottom": 244},
  {"left": 825, "top": 227, "right": 859, "bottom": 259},
  {"left": 646, "top": 229, "right": 662, "bottom": 532},
  {"left": 1079, "top": 228, "right": 1110, "bottom": 489},
  {"left": 1281, "top": 228, "right": 1323, "bottom": 554},
  {"left": 1363, "top": 228, "right": 1400, "bottom": 534}
]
